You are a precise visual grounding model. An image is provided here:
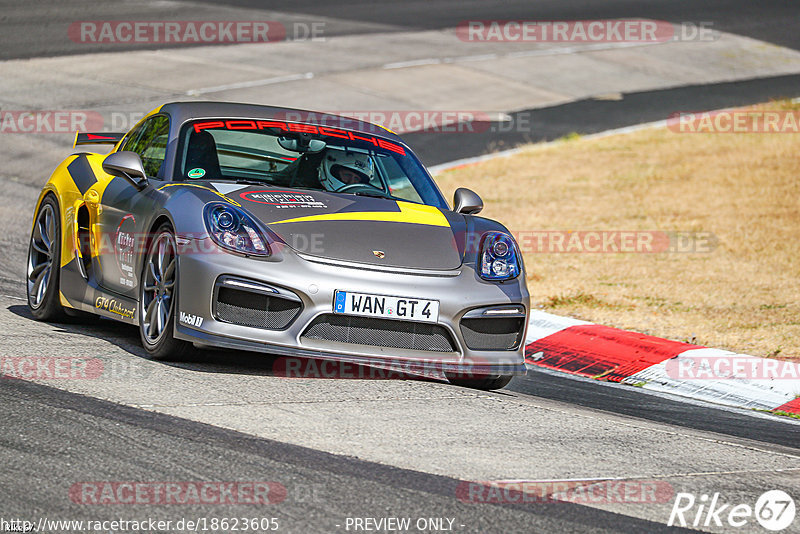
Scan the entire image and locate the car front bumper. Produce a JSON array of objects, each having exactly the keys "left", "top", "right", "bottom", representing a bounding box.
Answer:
[{"left": 174, "top": 239, "right": 529, "bottom": 376}]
